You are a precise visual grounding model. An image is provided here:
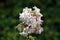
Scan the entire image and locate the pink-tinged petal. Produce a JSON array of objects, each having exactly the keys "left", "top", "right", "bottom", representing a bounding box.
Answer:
[{"left": 35, "top": 27, "right": 43, "bottom": 34}]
